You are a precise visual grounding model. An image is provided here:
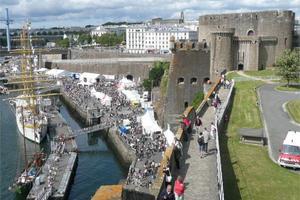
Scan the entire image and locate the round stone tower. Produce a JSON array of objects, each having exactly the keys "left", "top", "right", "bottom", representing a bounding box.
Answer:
[{"left": 210, "top": 28, "right": 235, "bottom": 81}]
